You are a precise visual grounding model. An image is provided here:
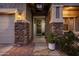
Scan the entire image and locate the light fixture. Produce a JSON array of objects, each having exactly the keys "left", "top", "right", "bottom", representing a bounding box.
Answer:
[
  {"left": 17, "top": 12, "right": 22, "bottom": 20},
  {"left": 36, "top": 4, "right": 43, "bottom": 9}
]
